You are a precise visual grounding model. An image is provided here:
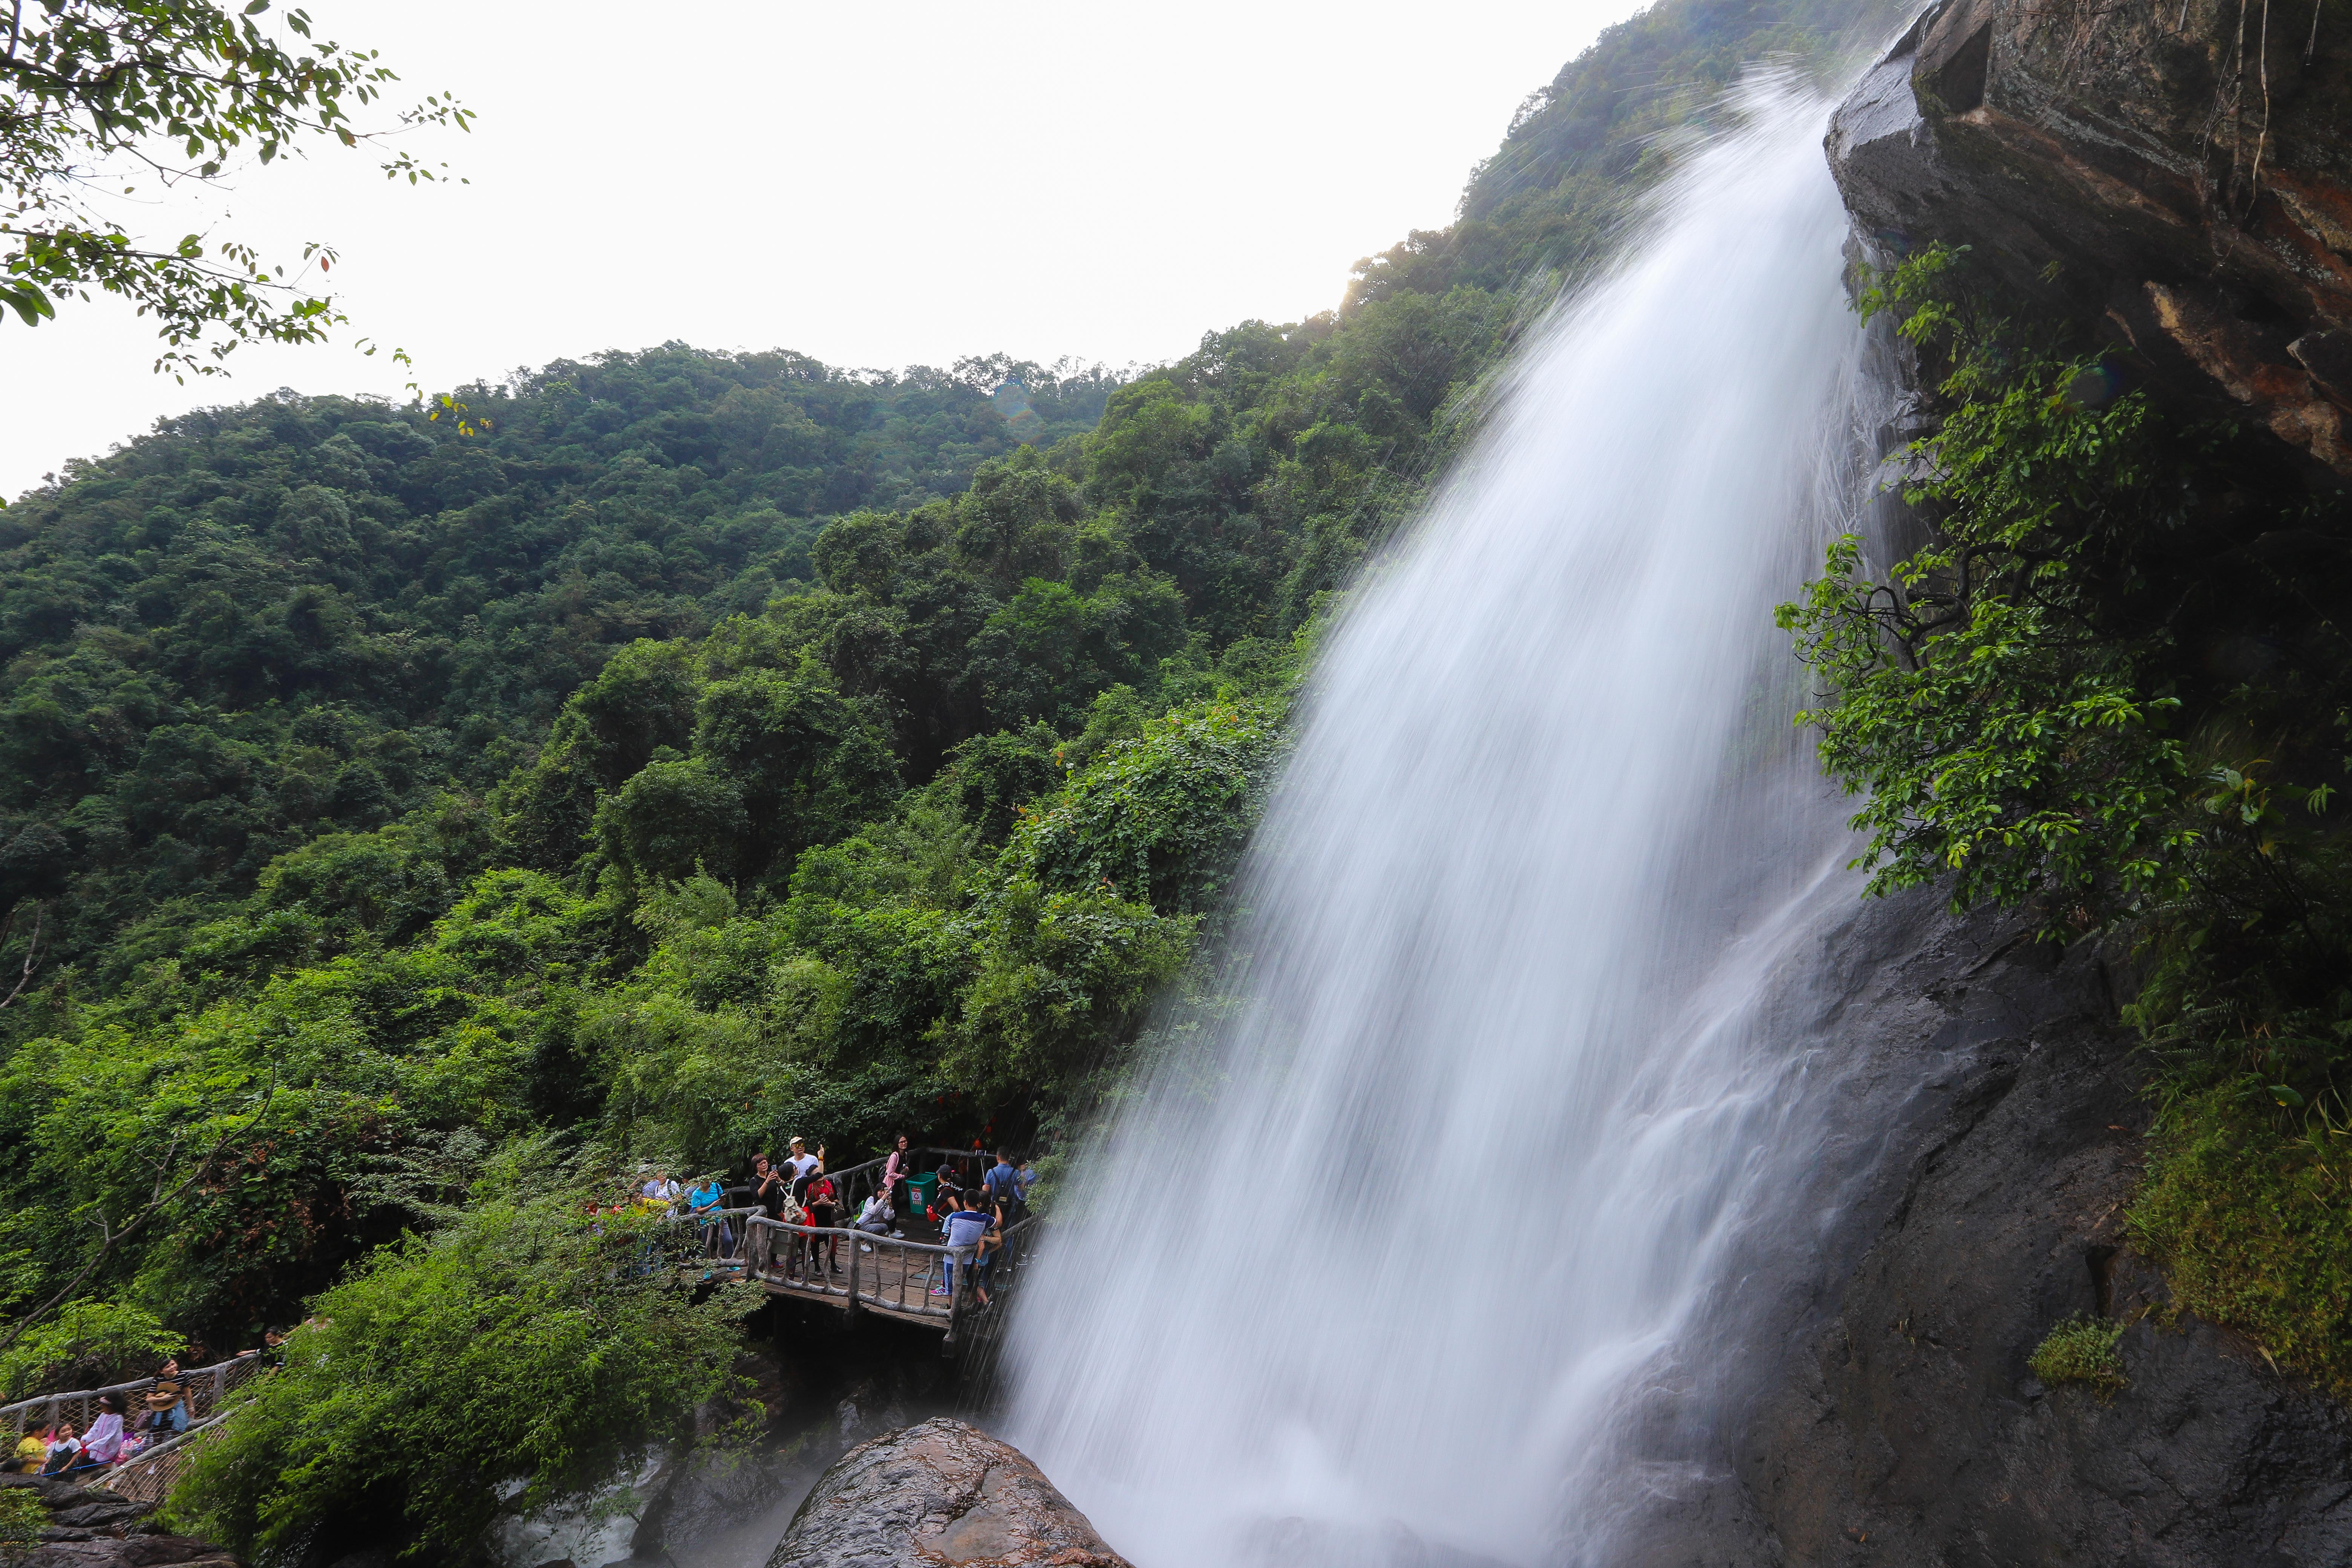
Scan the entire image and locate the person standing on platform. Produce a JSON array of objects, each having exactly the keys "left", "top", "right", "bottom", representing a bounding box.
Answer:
[
  {"left": 939, "top": 1194, "right": 991, "bottom": 1308},
  {"left": 882, "top": 1133, "right": 913, "bottom": 1238}
]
